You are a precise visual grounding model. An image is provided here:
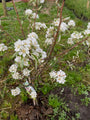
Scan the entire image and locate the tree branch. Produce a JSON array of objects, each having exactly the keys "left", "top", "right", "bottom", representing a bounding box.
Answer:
[{"left": 32, "top": 0, "right": 65, "bottom": 79}]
